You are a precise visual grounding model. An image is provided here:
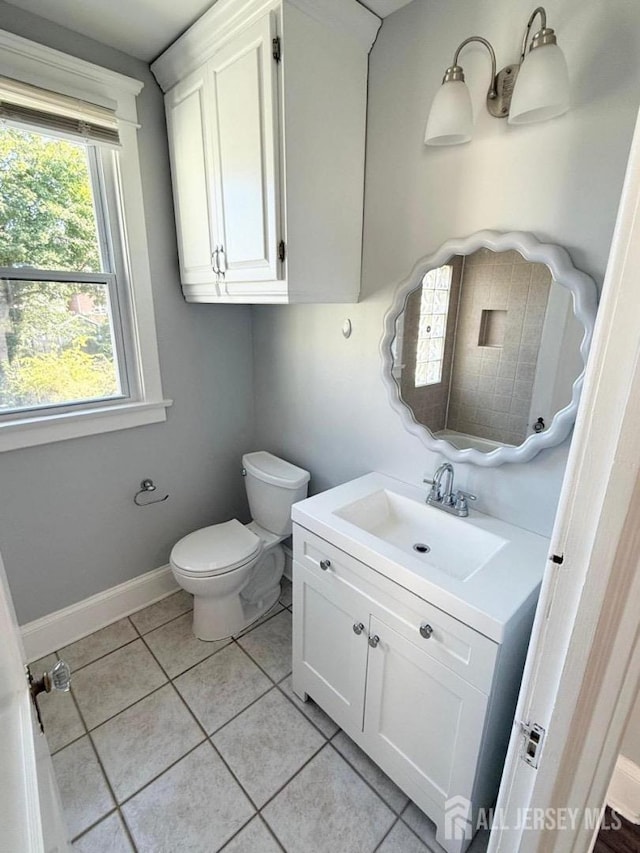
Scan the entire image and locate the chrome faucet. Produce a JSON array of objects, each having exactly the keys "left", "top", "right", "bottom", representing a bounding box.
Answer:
[{"left": 424, "top": 463, "right": 477, "bottom": 517}]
